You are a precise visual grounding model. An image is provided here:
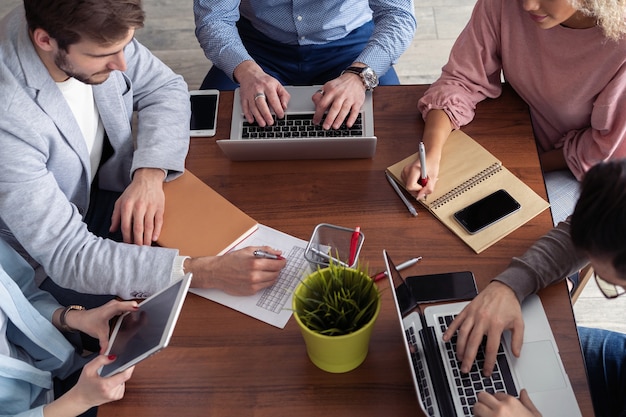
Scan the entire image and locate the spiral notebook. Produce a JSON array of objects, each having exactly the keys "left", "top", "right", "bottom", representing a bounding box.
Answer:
[{"left": 386, "top": 130, "right": 550, "bottom": 253}]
